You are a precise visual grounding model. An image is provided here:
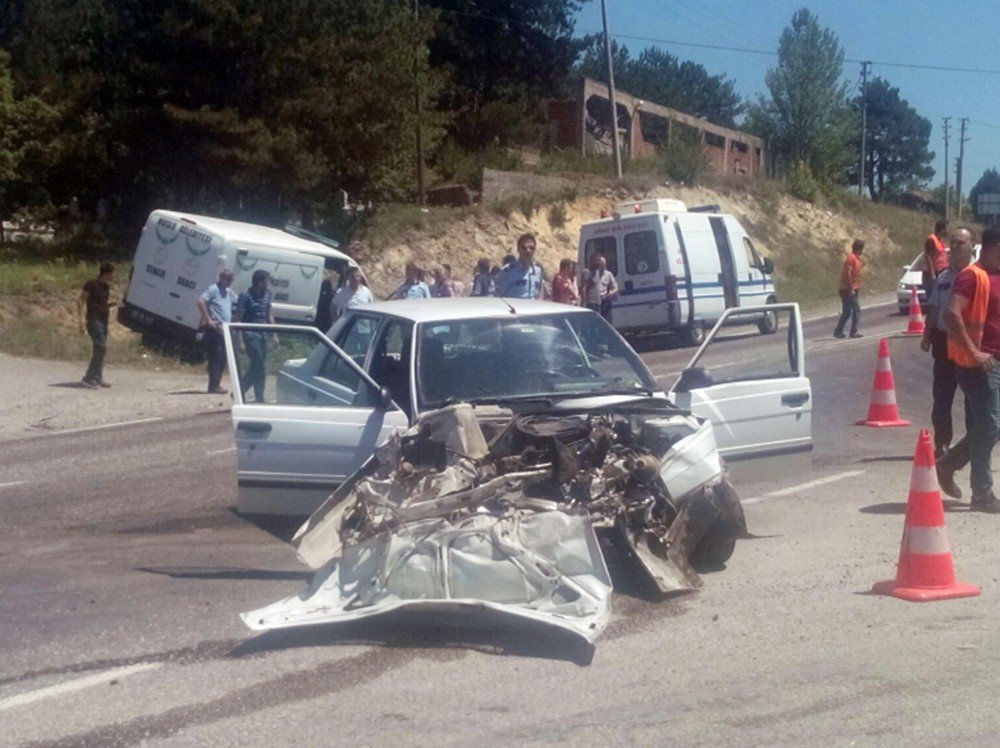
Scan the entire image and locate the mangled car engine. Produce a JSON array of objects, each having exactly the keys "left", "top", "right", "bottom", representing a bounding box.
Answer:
[{"left": 242, "top": 402, "right": 747, "bottom": 644}]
